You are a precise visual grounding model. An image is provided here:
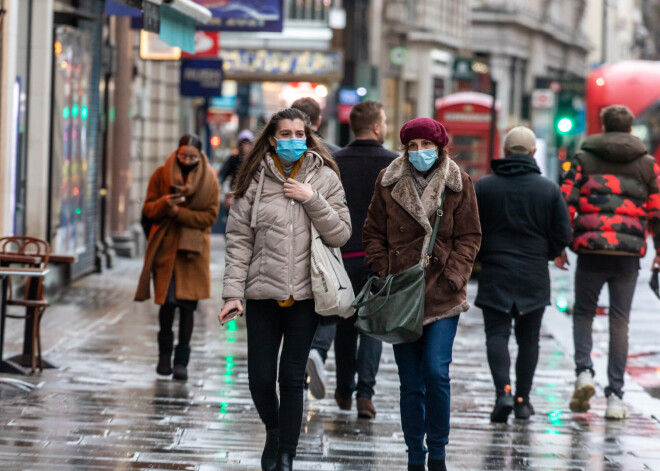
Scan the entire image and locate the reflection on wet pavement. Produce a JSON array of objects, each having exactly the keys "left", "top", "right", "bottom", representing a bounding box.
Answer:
[{"left": 1, "top": 237, "right": 659, "bottom": 470}]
